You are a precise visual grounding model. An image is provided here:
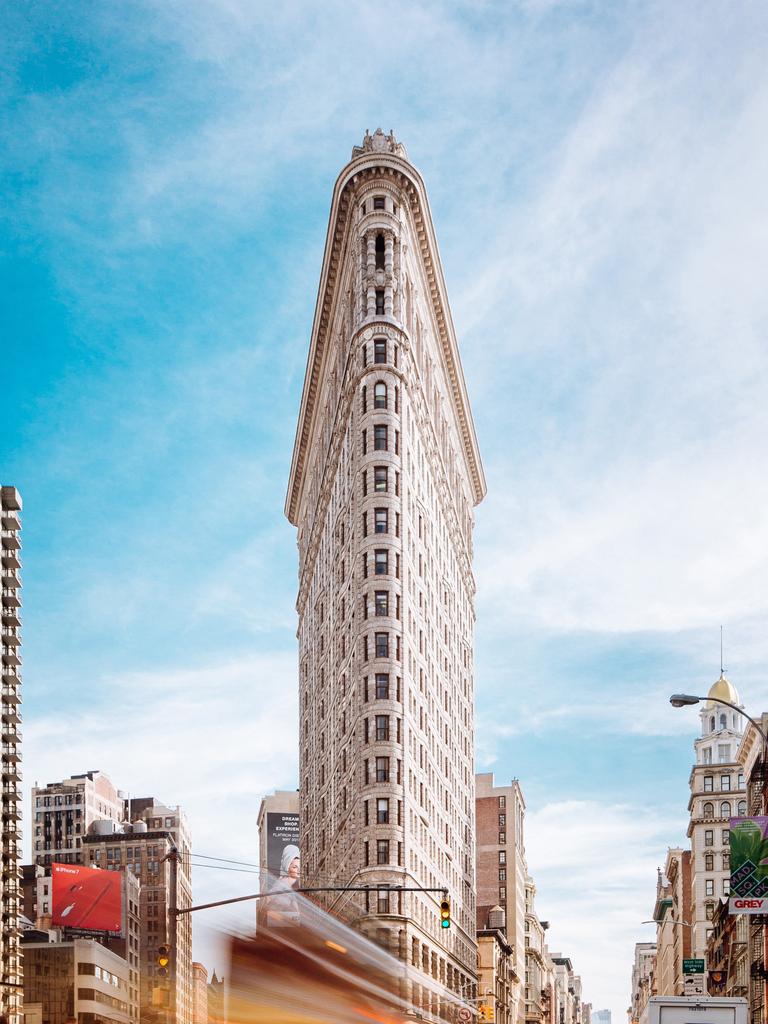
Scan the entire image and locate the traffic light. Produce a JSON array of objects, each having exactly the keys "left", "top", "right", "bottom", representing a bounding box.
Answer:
[
  {"left": 440, "top": 896, "right": 451, "bottom": 929},
  {"left": 157, "top": 943, "right": 171, "bottom": 978}
]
